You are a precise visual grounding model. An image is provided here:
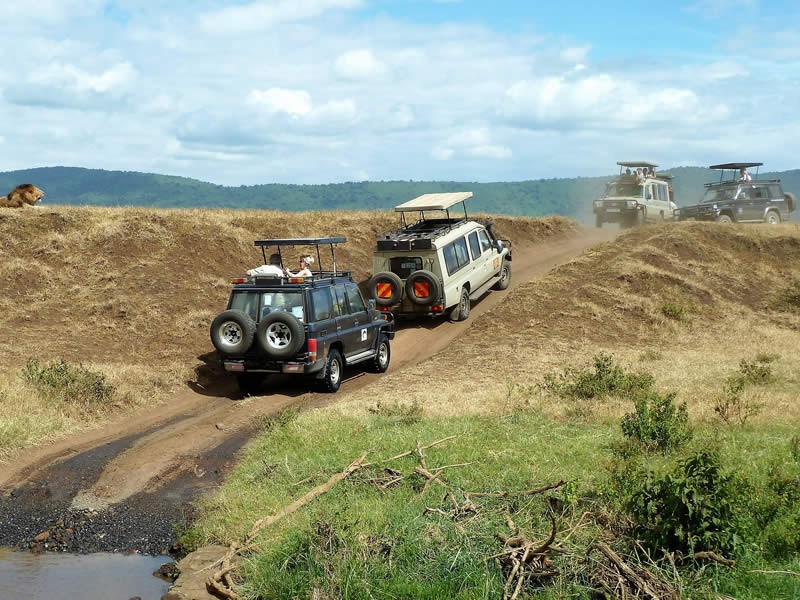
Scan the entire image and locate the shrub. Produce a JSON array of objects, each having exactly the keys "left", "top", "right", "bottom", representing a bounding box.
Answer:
[
  {"left": 21, "top": 358, "right": 114, "bottom": 407},
  {"left": 368, "top": 400, "right": 422, "bottom": 425},
  {"left": 714, "top": 357, "right": 774, "bottom": 425},
  {"left": 620, "top": 390, "right": 691, "bottom": 453},
  {"left": 543, "top": 353, "right": 654, "bottom": 400},
  {"left": 628, "top": 450, "right": 744, "bottom": 557},
  {"left": 660, "top": 301, "right": 688, "bottom": 322}
]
